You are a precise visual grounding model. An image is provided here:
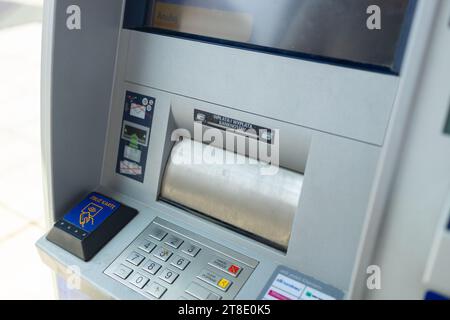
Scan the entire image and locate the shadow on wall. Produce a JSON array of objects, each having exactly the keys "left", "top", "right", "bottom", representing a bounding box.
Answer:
[{"left": 0, "top": 1, "right": 42, "bottom": 30}]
